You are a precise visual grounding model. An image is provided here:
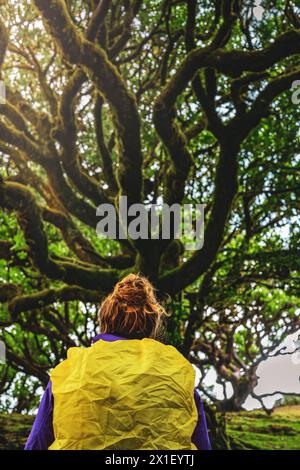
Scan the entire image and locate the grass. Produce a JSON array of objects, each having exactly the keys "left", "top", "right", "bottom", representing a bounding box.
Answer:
[
  {"left": 0, "top": 406, "right": 299, "bottom": 450},
  {"left": 226, "top": 406, "right": 300, "bottom": 450}
]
